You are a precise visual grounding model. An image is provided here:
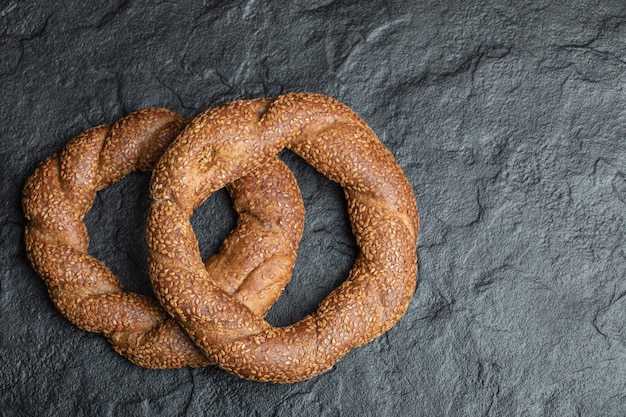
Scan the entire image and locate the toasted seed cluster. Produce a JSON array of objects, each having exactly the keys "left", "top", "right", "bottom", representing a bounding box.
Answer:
[
  {"left": 23, "top": 108, "right": 305, "bottom": 369},
  {"left": 147, "top": 92, "right": 420, "bottom": 383}
]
